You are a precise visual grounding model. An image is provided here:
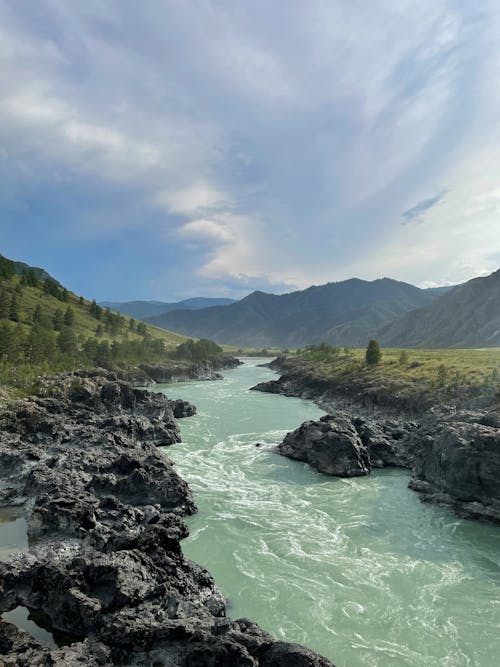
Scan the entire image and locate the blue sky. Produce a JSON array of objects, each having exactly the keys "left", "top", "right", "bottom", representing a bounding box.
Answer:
[{"left": 1, "top": 0, "right": 500, "bottom": 301}]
